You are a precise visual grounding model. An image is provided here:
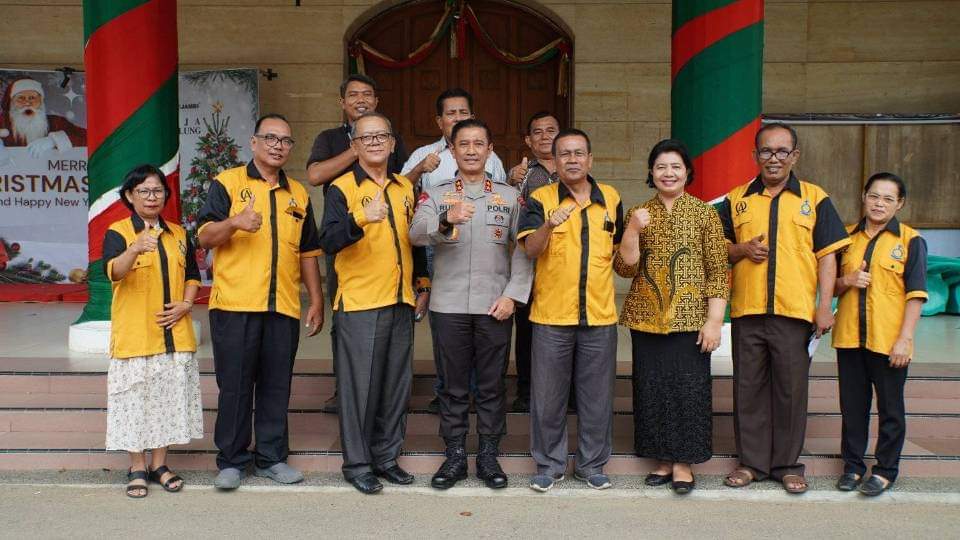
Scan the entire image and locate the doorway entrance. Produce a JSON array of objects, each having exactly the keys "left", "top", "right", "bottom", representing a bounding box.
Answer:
[{"left": 346, "top": 0, "right": 573, "bottom": 169}]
